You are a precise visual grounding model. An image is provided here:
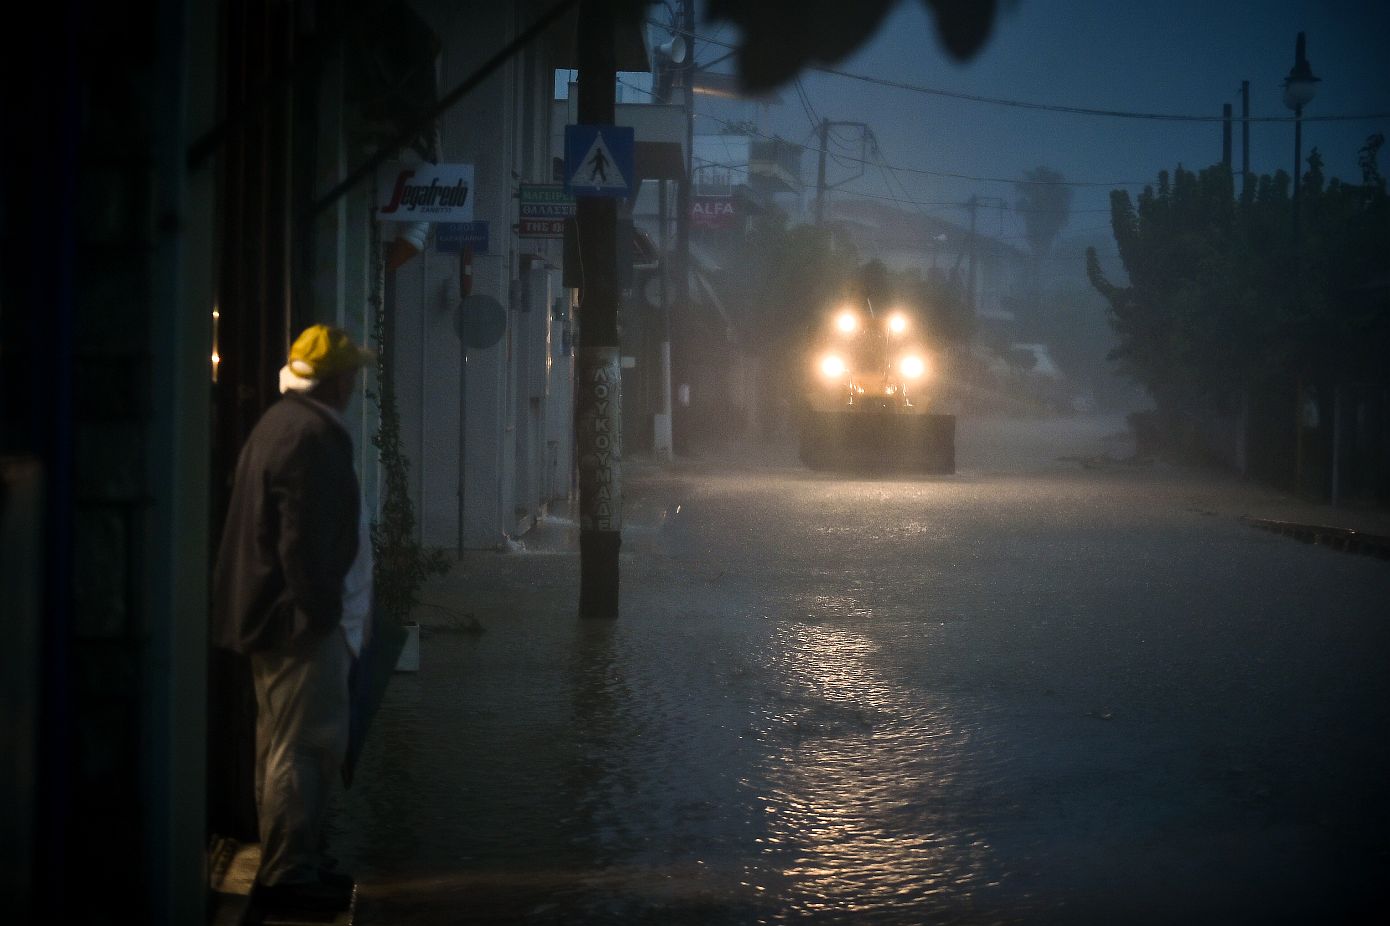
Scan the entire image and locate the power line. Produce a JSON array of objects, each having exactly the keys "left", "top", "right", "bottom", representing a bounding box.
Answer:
[
  {"left": 812, "top": 64, "right": 1390, "bottom": 124},
  {"left": 692, "top": 155, "right": 924, "bottom": 206},
  {"left": 618, "top": 74, "right": 1149, "bottom": 189},
  {"left": 692, "top": 108, "right": 1146, "bottom": 187},
  {"left": 792, "top": 78, "right": 821, "bottom": 135},
  {"left": 652, "top": 20, "right": 1390, "bottom": 125}
]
